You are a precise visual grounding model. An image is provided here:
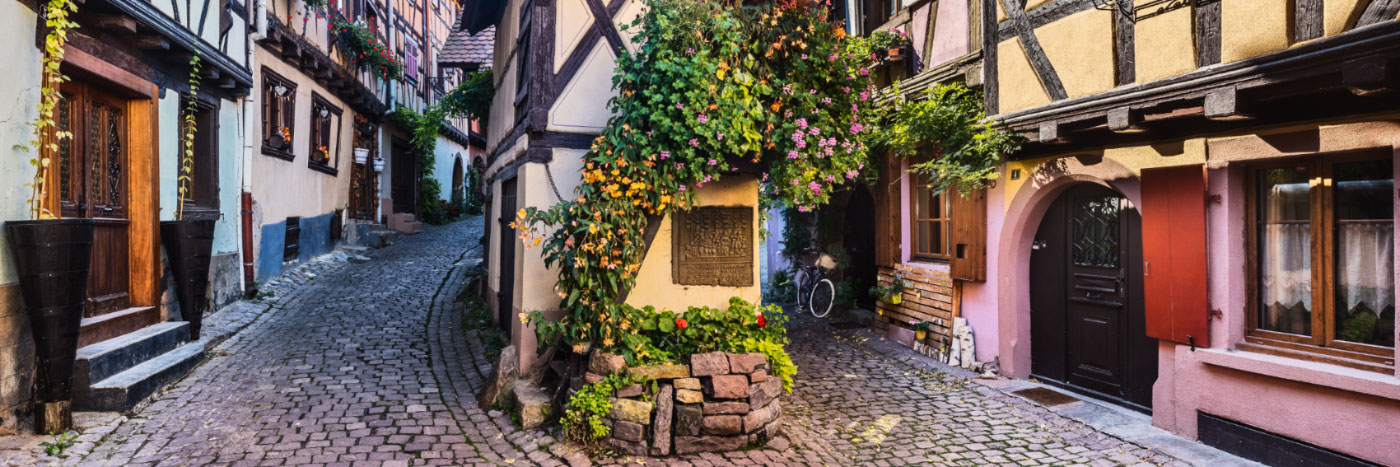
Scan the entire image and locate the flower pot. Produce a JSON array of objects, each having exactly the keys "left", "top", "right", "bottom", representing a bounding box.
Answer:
[
  {"left": 915, "top": 330, "right": 927, "bottom": 340},
  {"left": 6, "top": 218, "right": 94, "bottom": 433},
  {"left": 373, "top": 156, "right": 386, "bottom": 172},
  {"left": 160, "top": 219, "right": 216, "bottom": 340},
  {"left": 354, "top": 148, "right": 369, "bottom": 164},
  {"left": 888, "top": 292, "right": 902, "bottom": 305}
]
